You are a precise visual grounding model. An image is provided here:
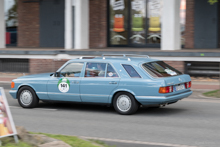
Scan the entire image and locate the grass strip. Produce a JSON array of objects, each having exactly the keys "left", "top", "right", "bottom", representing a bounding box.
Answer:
[
  {"left": 34, "top": 132, "right": 112, "bottom": 147},
  {"left": 1, "top": 133, "right": 112, "bottom": 147},
  {"left": 0, "top": 137, "right": 31, "bottom": 147},
  {"left": 203, "top": 90, "right": 220, "bottom": 98}
]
